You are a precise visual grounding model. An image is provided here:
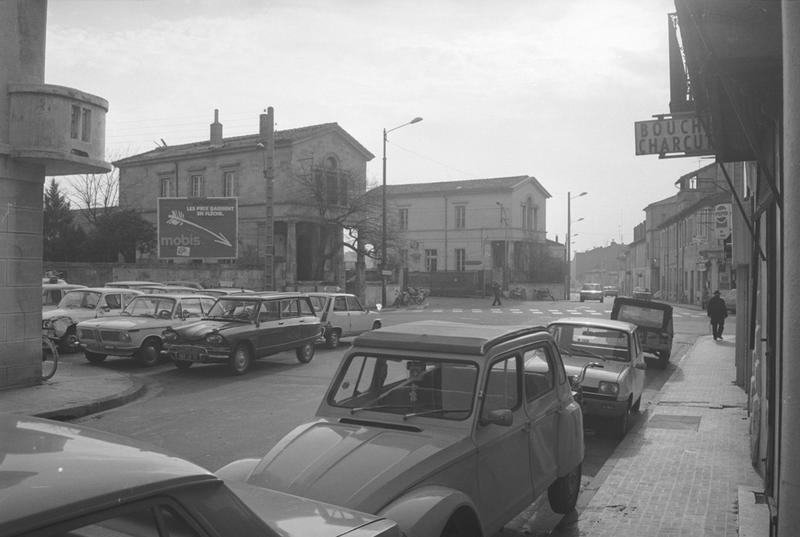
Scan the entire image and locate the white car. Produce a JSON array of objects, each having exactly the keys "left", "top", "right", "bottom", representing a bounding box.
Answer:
[
  {"left": 77, "top": 293, "right": 217, "bottom": 366},
  {"left": 547, "top": 317, "right": 646, "bottom": 437},
  {"left": 42, "top": 287, "right": 142, "bottom": 352},
  {"left": 307, "top": 292, "right": 382, "bottom": 348}
]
